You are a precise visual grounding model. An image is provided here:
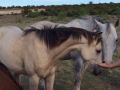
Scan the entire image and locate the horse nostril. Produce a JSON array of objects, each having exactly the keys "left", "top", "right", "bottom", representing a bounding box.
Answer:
[{"left": 102, "top": 61, "right": 105, "bottom": 63}]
